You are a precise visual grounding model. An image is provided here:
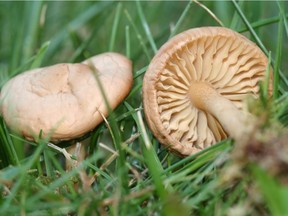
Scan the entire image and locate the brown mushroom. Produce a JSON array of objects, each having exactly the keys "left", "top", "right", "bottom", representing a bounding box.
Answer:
[
  {"left": 143, "top": 27, "right": 272, "bottom": 156},
  {"left": 0, "top": 52, "right": 133, "bottom": 141}
]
